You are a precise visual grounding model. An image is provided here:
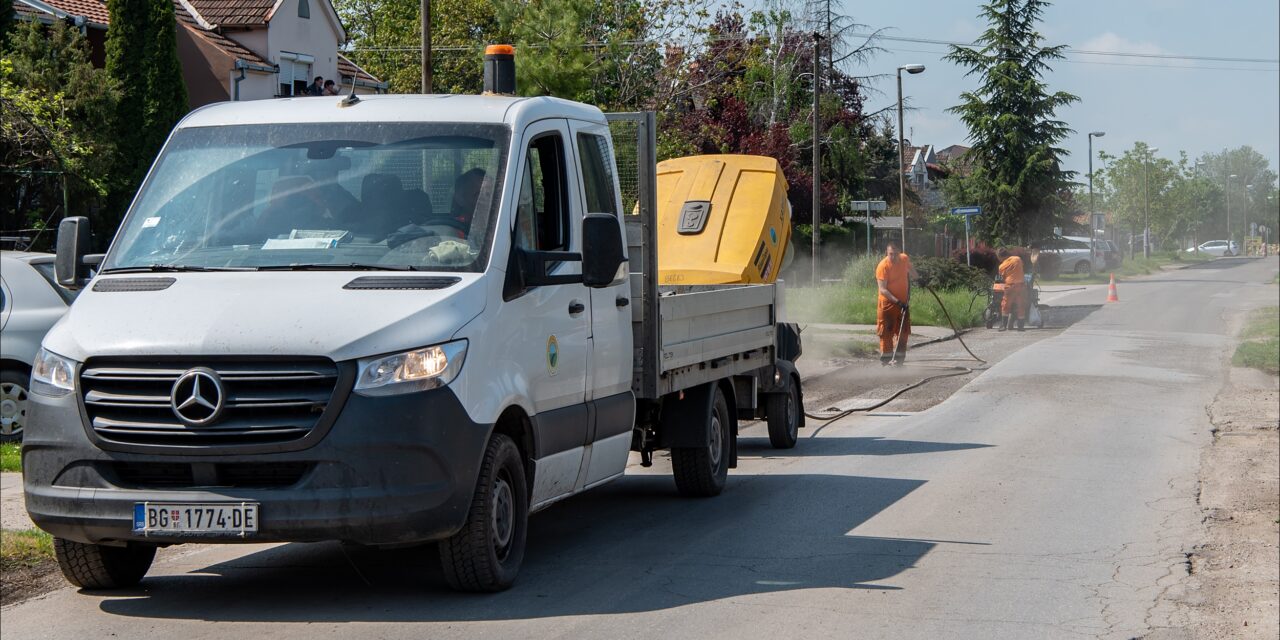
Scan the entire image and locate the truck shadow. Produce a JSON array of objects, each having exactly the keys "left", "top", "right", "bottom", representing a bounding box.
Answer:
[
  {"left": 93, "top": 469, "right": 976, "bottom": 623},
  {"left": 737, "top": 436, "right": 992, "bottom": 457}
]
